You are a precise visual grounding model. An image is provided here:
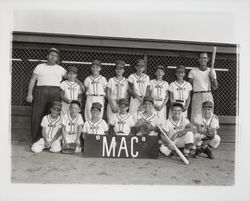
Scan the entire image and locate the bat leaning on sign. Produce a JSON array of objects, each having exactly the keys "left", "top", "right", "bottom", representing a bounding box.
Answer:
[{"left": 157, "top": 125, "right": 190, "bottom": 165}]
